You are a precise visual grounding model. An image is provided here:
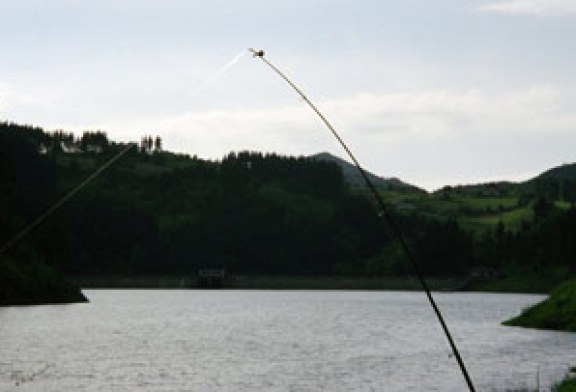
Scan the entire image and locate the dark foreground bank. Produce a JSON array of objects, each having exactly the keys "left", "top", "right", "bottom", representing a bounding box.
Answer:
[
  {"left": 503, "top": 280, "right": 576, "bottom": 332},
  {"left": 0, "top": 257, "right": 87, "bottom": 306}
]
